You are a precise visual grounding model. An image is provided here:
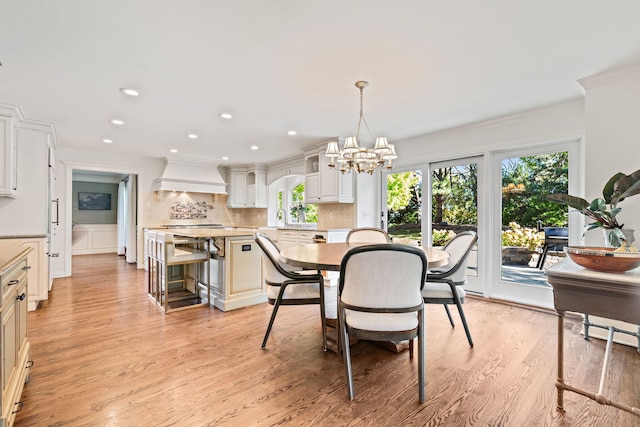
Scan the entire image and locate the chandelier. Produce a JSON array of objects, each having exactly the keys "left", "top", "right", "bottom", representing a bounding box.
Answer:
[{"left": 325, "top": 81, "right": 397, "bottom": 174}]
